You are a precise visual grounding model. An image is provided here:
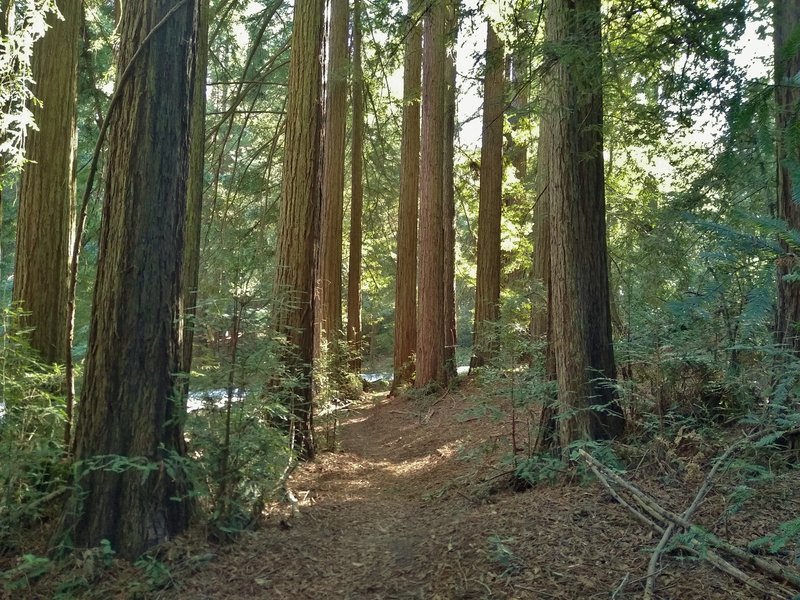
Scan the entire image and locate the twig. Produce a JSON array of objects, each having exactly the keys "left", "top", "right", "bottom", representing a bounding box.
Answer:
[
  {"left": 644, "top": 439, "right": 744, "bottom": 599},
  {"left": 579, "top": 449, "right": 800, "bottom": 595}
]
